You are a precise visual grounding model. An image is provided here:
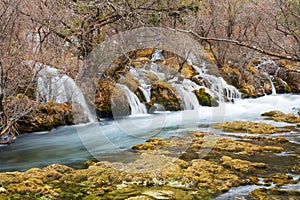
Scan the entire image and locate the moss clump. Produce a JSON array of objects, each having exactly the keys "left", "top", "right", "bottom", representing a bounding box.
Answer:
[
  {"left": 194, "top": 88, "right": 218, "bottom": 107},
  {"left": 132, "top": 138, "right": 168, "bottom": 151},
  {"left": 213, "top": 121, "right": 289, "bottom": 134},
  {"left": 211, "top": 138, "right": 284, "bottom": 154},
  {"left": 150, "top": 80, "right": 182, "bottom": 111},
  {"left": 220, "top": 156, "right": 267, "bottom": 172},
  {"left": 264, "top": 173, "right": 297, "bottom": 186},
  {"left": 262, "top": 110, "right": 300, "bottom": 124},
  {"left": 250, "top": 188, "right": 300, "bottom": 200}
]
